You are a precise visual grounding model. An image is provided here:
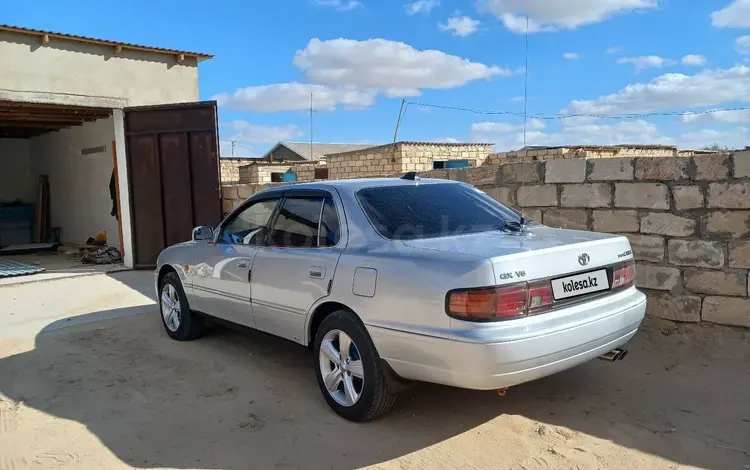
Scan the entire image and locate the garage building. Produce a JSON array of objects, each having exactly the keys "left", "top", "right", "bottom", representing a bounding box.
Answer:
[{"left": 0, "top": 25, "right": 222, "bottom": 268}]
